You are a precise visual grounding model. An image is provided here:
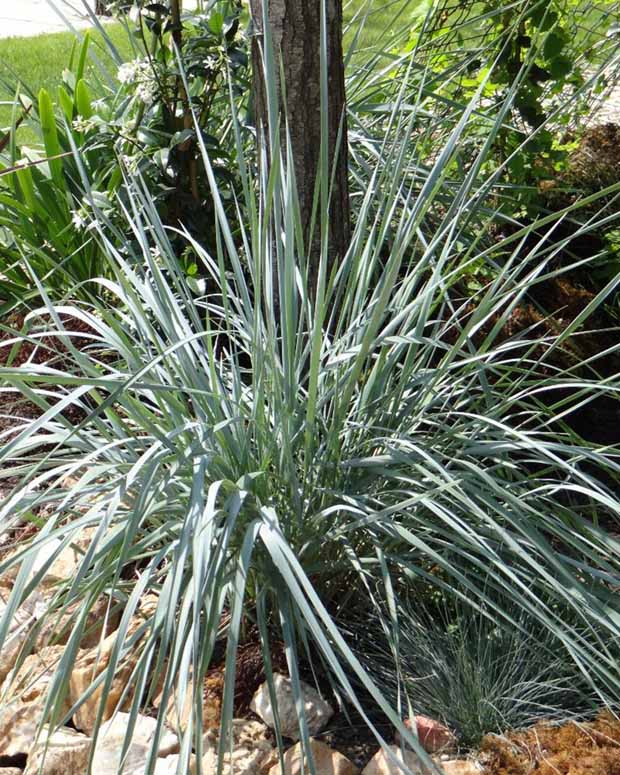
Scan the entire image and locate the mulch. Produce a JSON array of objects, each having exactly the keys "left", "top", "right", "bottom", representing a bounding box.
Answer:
[{"left": 480, "top": 712, "right": 620, "bottom": 775}]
